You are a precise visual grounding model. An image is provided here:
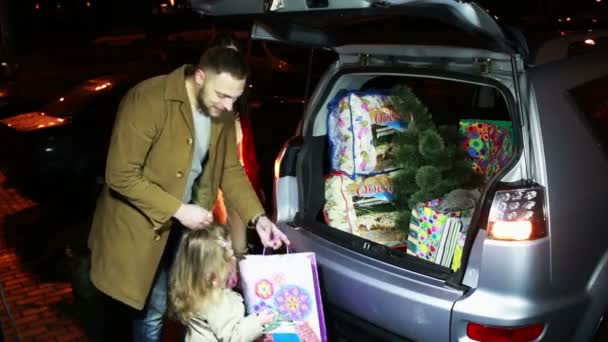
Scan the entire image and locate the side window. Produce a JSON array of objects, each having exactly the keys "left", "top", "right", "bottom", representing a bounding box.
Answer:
[{"left": 569, "top": 75, "right": 608, "bottom": 155}]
